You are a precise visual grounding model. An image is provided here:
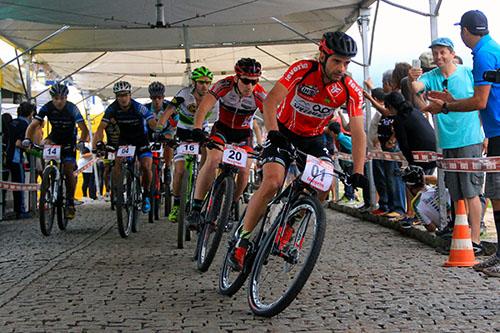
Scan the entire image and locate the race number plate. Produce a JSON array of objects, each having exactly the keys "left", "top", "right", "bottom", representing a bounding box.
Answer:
[
  {"left": 222, "top": 145, "right": 248, "bottom": 168},
  {"left": 107, "top": 152, "right": 116, "bottom": 161},
  {"left": 177, "top": 142, "right": 200, "bottom": 155},
  {"left": 43, "top": 145, "right": 61, "bottom": 161},
  {"left": 151, "top": 144, "right": 164, "bottom": 156},
  {"left": 116, "top": 145, "right": 136, "bottom": 158},
  {"left": 300, "top": 155, "right": 334, "bottom": 192}
]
